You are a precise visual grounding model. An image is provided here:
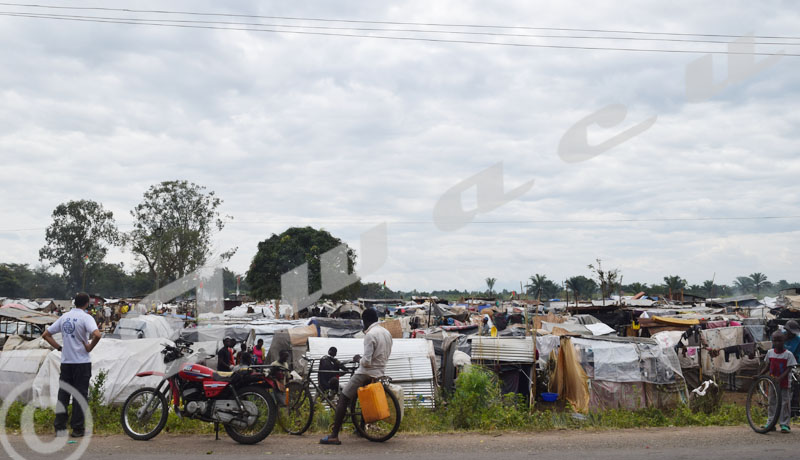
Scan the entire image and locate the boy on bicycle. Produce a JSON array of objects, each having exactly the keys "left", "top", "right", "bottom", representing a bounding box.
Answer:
[
  {"left": 320, "top": 308, "right": 392, "bottom": 445},
  {"left": 761, "top": 330, "right": 797, "bottom": 433}
]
